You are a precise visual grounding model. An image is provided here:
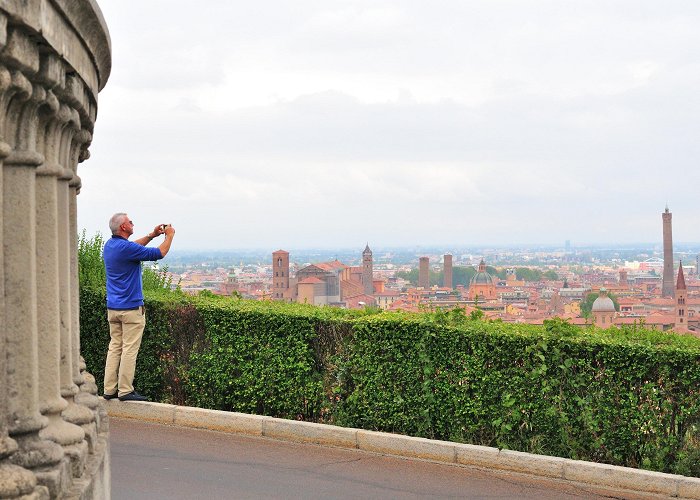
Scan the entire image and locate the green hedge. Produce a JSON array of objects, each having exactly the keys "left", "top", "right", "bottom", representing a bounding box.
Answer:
[{"left": 80, "top": 287, "right": 700, "bottom": 477}]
